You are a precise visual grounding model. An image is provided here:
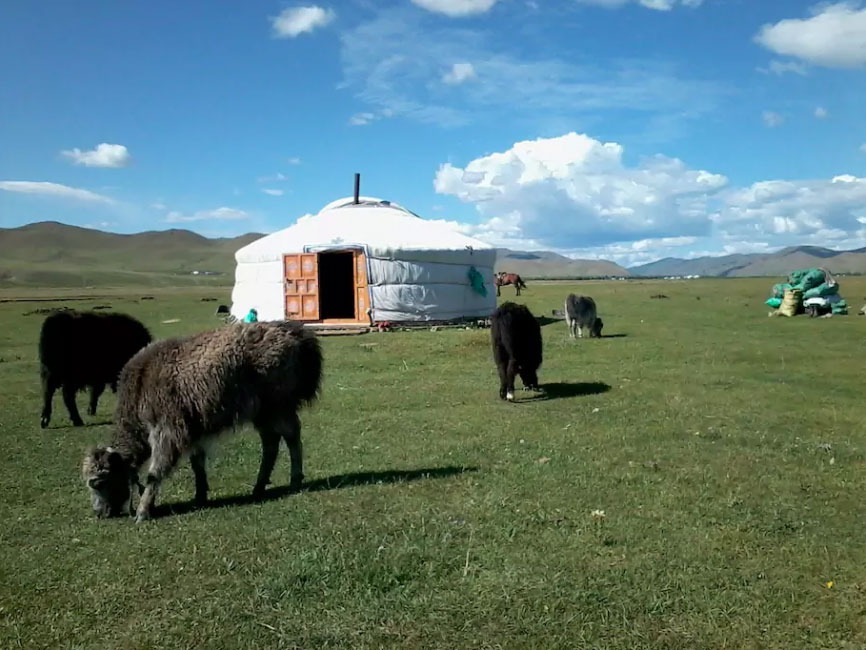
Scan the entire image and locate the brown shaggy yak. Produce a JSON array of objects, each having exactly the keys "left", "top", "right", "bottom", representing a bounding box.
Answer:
[
  {"left": 39, "top": 310, "right": 152, "bottom": 428},
  {"left": 82, "top": 321, "right": 322, "bottom": 521}
]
